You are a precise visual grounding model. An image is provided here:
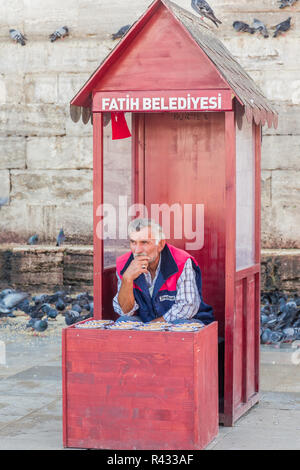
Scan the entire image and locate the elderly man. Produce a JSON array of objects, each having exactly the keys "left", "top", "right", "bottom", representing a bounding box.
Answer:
[{"left": 113, "top": 218, "right": 214, "bottom": 325}]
